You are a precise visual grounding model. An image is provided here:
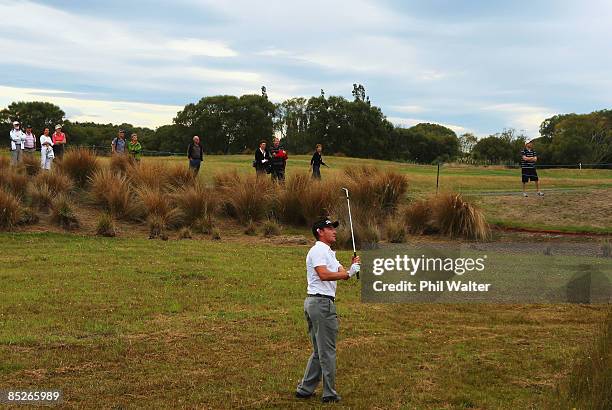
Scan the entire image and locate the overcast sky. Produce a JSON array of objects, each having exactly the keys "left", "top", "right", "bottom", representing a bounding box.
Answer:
[{"left": 1, "top": 0, "right": 610, "bottom": 137}]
